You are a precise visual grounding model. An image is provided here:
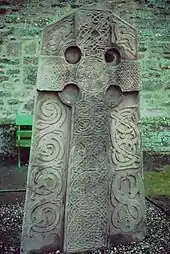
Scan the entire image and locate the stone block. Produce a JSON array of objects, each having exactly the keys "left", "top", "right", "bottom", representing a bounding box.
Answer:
[
  {"left": 0, "top": 27, "right": 14, "bottom": 37},
  {"left": 6, "top": 41, "right": 21, "bottom": 56},
  {"left": 7, "top": 98, "right": 22, "bottom": 105},
  {"left": 70, "top": 0, "right": 99, "bottom": 7},
  {"left": 0, "top": 45, "right": 3, "bottom": 55},
  {"left": 0, "top": 58, "right": 20, "bottom": 65},
  {"left": 6, "top": 69, "right": 20, "bottom": 75},
  {"left": 22, "top": 40, "right": 38, "bottom": 56},
  {"left": 23, "top": 57, "right": 38, "bottom": 65},
  {"left": 12, "top": 89, "right": 25, "bottom": 99},
  {"left": 0, "top": 76, "right": 9, "bottom": 82},
  {"left": 21, "top": 98, "right": 34, "bottom": 112},
  {"left": 15, "top": 26, "right": 41, "bottom": 38},
  {"left": 142, "top": 78, "right": 163, "bottom": 92},
  {"left": 23, "top": 66, "right": 37, "bottom": 85},
  {"left": 0, "top": 90, "right": 11, "bottom": 97},
  {"left": 14, "top": 78, "right": 20, "bottom": 83},
  {"left": 0, "top": 68, "right": 5, "bottom": 74},
  {"left": 0, "top": 99, "right": 4, "bottom": 105}
]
